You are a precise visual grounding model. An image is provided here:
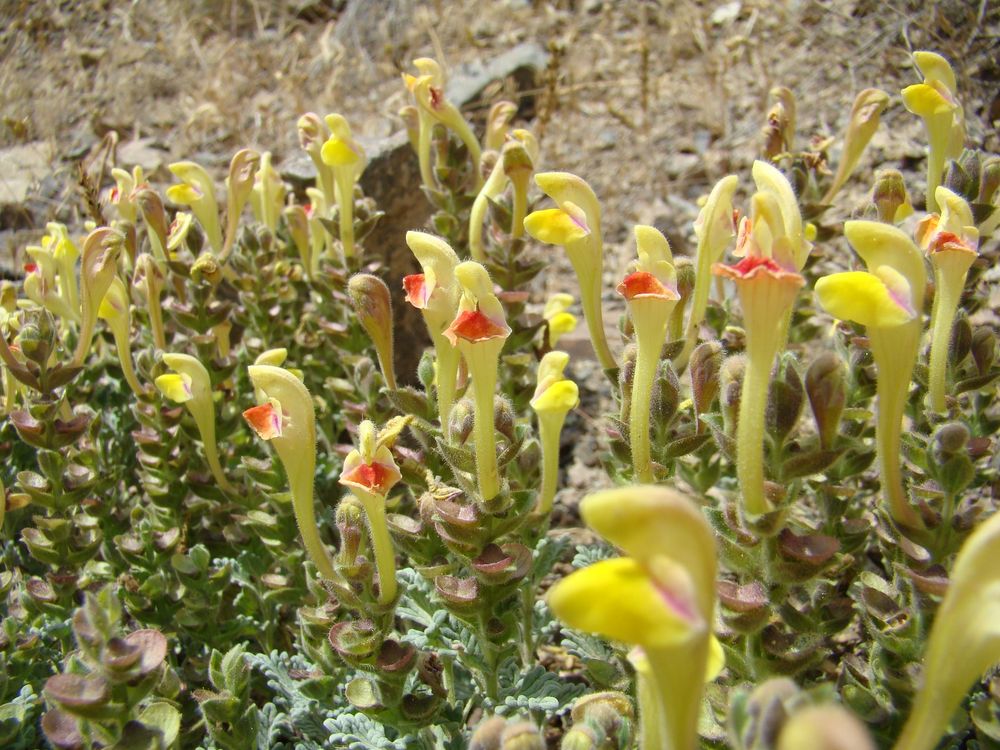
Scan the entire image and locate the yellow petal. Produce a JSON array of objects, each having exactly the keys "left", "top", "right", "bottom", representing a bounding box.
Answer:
[
  {"left": 580, "top": 486, "right": 717, "bottom": 620},
  {"left": 634, "top": 224, "right": 672, "bottom": 267},
  {"left": 752, "top": 160, "right": 808, "bottom": 269},
  {"left": 814, "top": 271, "right": 914, "bottom": 329},
  {"left": 97, "top": 277, "right": 129, "bottom": 321},
  {"left": 531, "top": 379, "right": 579, "bottom": 414},
  {"left": 548, "top": 557, "right": 698, "bottom": 648},
  {"left": 154, "top": 373, "right": 193, "bottom": 403},
  {"left": 321, "top": 138, "right": 360, "bottom": 167},
  {"left": 254, "top": 348, "right": 288, "bottom": 367},
  {"left": 534, "top": 172, "right": 602, "bottom": 234},
  {"left": 524, "top": 208, "right": 589, "bottom": 246},
  {"left": 913, "top": 50, "right": 957, "bottom": 93},
  {"left": 843, "top": 220, "right": 926, "bottom": 312},
  {"left": 547, "top": 312, "right": 577, "bottom": 346},
  {"left": 166, "top": 184, "right": 201, "bottom": 205},
  {"left": 706, "top": 634, "right": 725, "bottom": 681},
  {"left": 901, "top": 83, "right": 954, "bottom": 117},
  {"left": 543, "top": 293, "right": 574, "bottom": 318}
]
